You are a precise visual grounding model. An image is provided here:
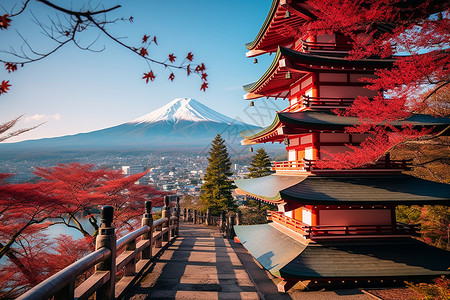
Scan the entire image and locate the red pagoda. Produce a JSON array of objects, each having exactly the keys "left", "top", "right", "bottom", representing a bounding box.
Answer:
[{"left": 234, "top": 0, "right": 450, "bottom": 292}]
